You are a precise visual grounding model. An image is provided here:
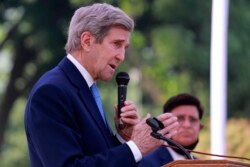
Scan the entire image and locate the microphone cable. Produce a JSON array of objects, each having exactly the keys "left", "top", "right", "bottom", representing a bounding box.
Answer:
[
  {"left": 164, "top": 142, "right": 250, "bottom": 162},
  {"left": 146, "top": 117, "right": 194, "bottom": 160},
  {"left": 146, "top": 117, "right": 250, "bottom": 163}
]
